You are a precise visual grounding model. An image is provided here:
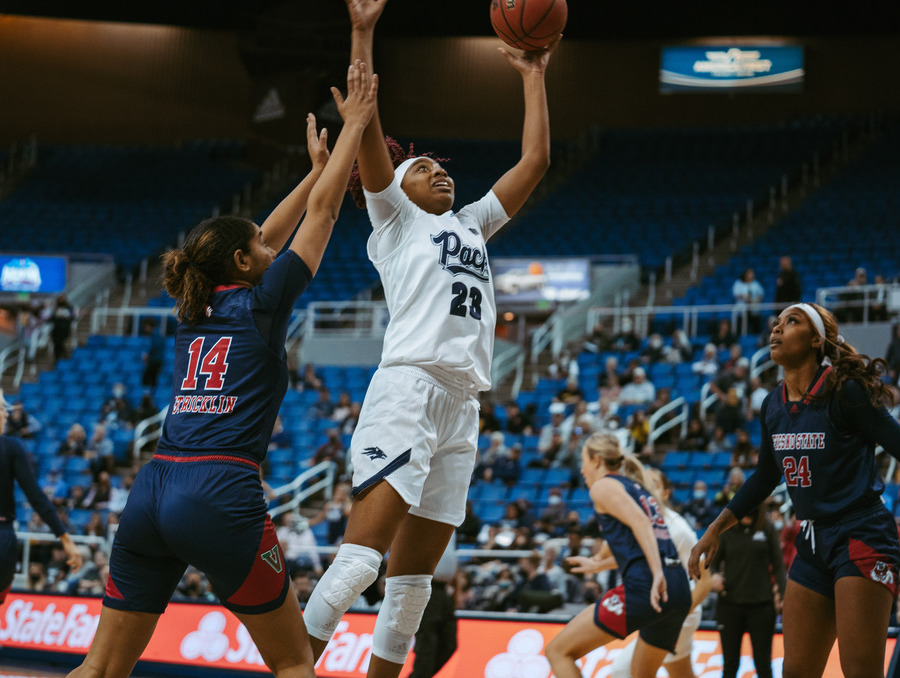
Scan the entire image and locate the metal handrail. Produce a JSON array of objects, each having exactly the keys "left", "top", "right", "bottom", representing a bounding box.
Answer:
[
  {"left": 491, "top": 341, "right": 525, "bottom": 399},
  {"left": 698, "top": 382, "right": 719, "bottom": 422},
  {"left": 0, "top": 341, "right": 26, "bottom": 388},
  {"left": 268, "top": 461, "right": 337, "bottom": 520},
  {"left": 132, "top": 406, "right": 168, "bottom": 458},
  {"left": 648, "top": 396, "right": 689, "bottom": 446},
  {"left": 13, "top": 531, "right": 113, "bottom": 590}
]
